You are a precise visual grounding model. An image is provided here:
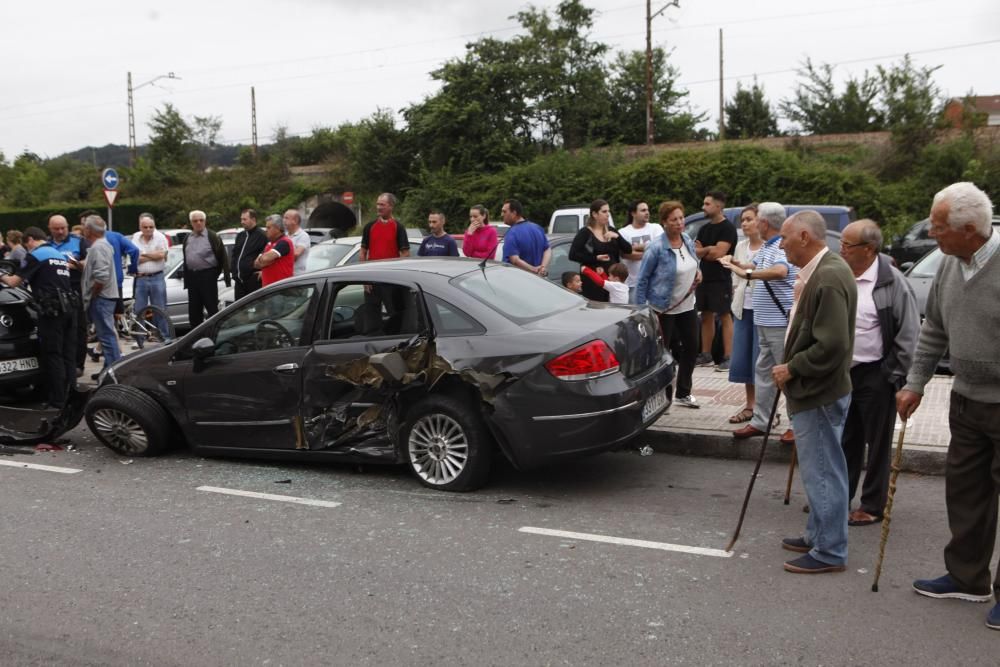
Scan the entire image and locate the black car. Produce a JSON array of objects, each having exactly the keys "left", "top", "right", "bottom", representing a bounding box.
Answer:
[
  {"left": 889, "top": 215, "right": 1000, "bottom": 269},
  {"left": 85, "top": 259, "right": 674, "bottom": 491},
  {"left": 0, "top": 259, "right": 43, "bottom": 396}
]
